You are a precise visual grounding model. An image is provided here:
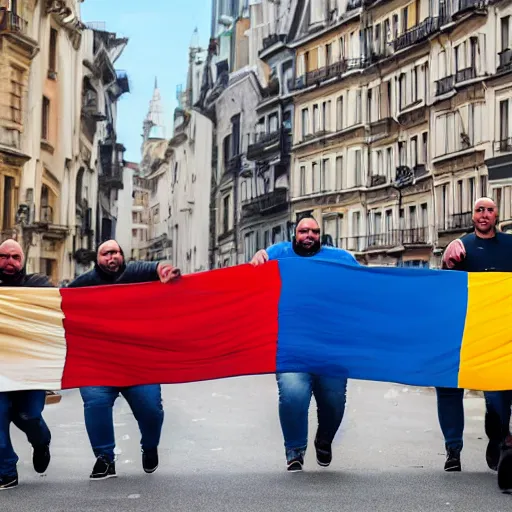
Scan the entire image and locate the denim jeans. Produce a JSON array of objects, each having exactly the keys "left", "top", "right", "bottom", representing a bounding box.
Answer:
[
  {"left": 436, "top": 387, "right": 512, "bottom": 451},
  {"left": 0, "top": 390, "right": 51, "bottom": 477},
  {"left": 276, "top": 372, "right": 347, "bottom": 461},
  {"left": 79, "top": 385, "right": 164, "bottom": 462}
]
